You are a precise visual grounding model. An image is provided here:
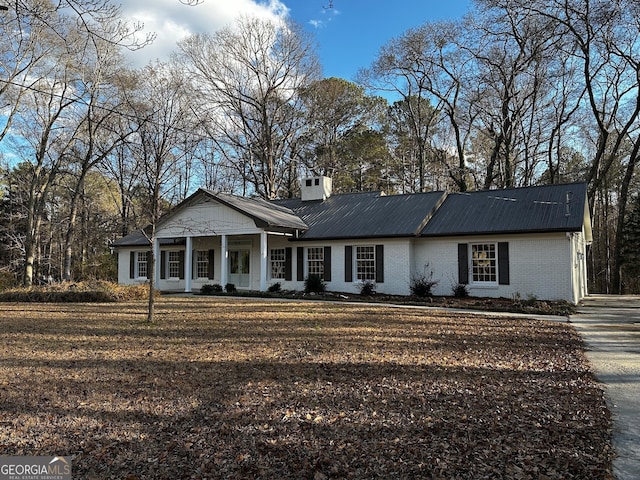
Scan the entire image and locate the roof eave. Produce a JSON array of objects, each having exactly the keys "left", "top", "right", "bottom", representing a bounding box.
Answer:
[
  {"left": 290, "top": 233, "right": 416, "bottom": 242},
  {"left": 421, "top": 227, "right": 584, "bottom": 238},
  {"left": 212, "top": 194, "right": 307, "bottom": 232}
]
